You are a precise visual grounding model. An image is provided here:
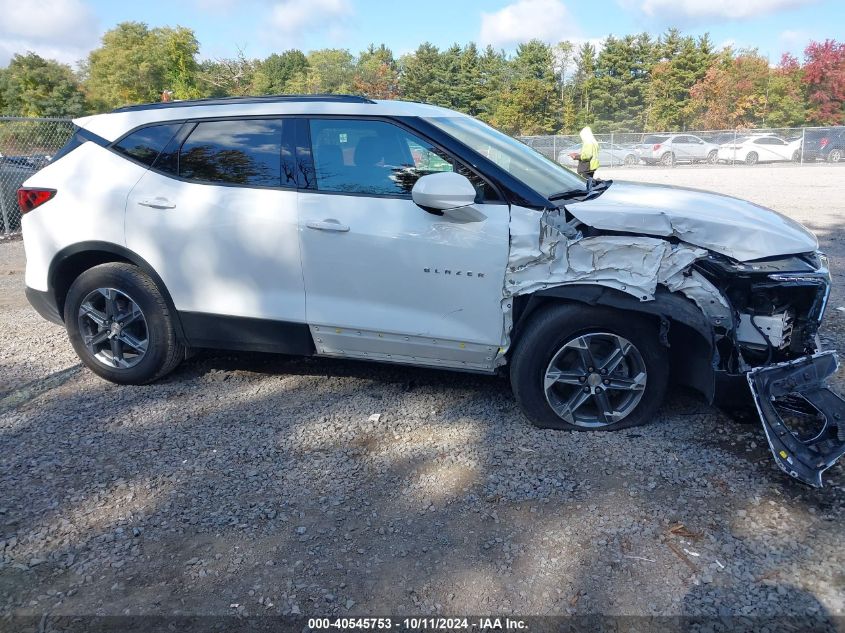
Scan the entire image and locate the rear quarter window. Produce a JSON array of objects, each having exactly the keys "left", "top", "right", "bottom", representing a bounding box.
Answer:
[{"left": 113, "top": 123, "right": 183, "bottom": 166}]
